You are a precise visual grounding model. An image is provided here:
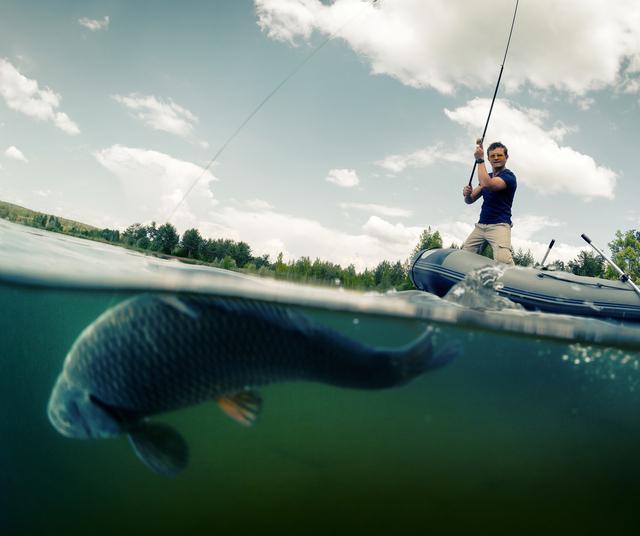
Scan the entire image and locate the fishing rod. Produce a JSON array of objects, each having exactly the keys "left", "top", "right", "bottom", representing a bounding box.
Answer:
[
  {"left": 166, "top": 0, "right": 379, "bottom": 223},
  {"left": 468, "top": 0, "right": 520, "bottom": 187},
  {"left": 581, "top": 233, "right": 640, "bottom": 300}
]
